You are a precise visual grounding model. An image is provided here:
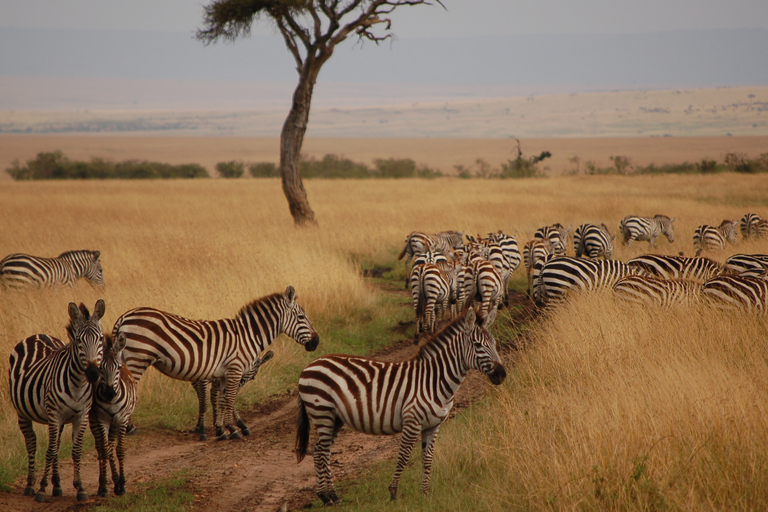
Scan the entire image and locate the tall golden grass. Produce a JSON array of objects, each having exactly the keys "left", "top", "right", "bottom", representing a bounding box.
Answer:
[{"left": 1, "top": 174, "right": 768, "bottom": 502}]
